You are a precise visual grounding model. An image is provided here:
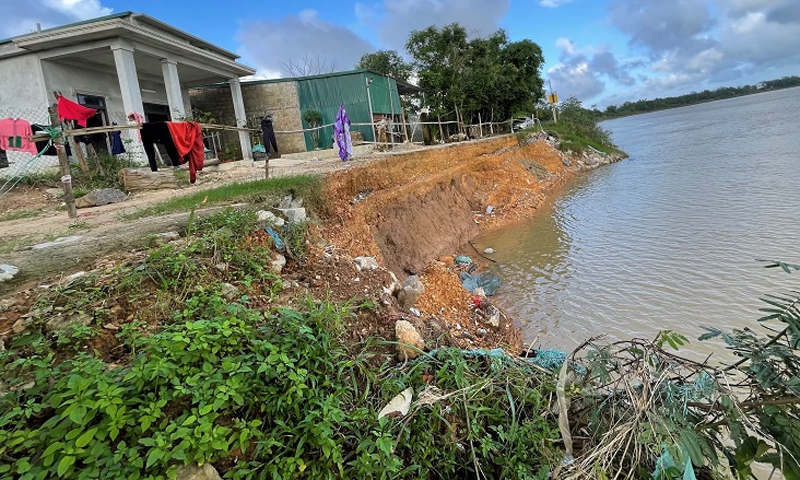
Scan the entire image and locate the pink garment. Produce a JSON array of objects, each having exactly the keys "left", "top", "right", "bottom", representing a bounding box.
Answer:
[{"left": 0, "top": 118, "right": 38, "bottom": 154}]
